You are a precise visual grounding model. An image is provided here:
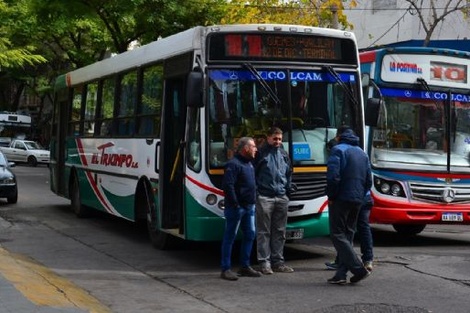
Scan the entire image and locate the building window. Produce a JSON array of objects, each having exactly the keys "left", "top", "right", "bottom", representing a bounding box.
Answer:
[{"left": 373, "top": 0, "right": 397, "bottom": 13}]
